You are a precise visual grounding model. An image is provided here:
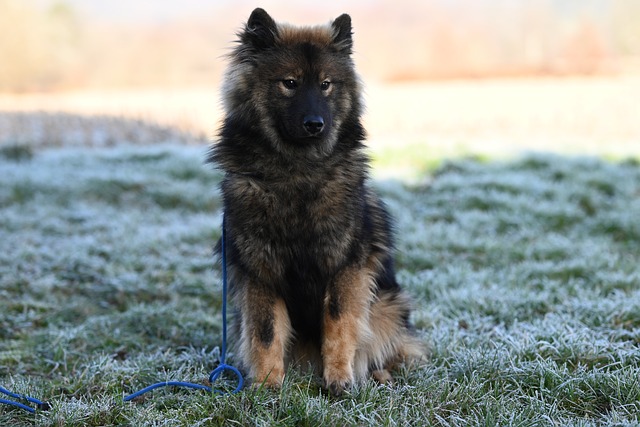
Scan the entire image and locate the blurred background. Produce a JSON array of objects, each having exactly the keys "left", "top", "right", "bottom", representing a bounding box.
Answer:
[{"left": 1, "top": 0, "right": 640, "bottom": 176}]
